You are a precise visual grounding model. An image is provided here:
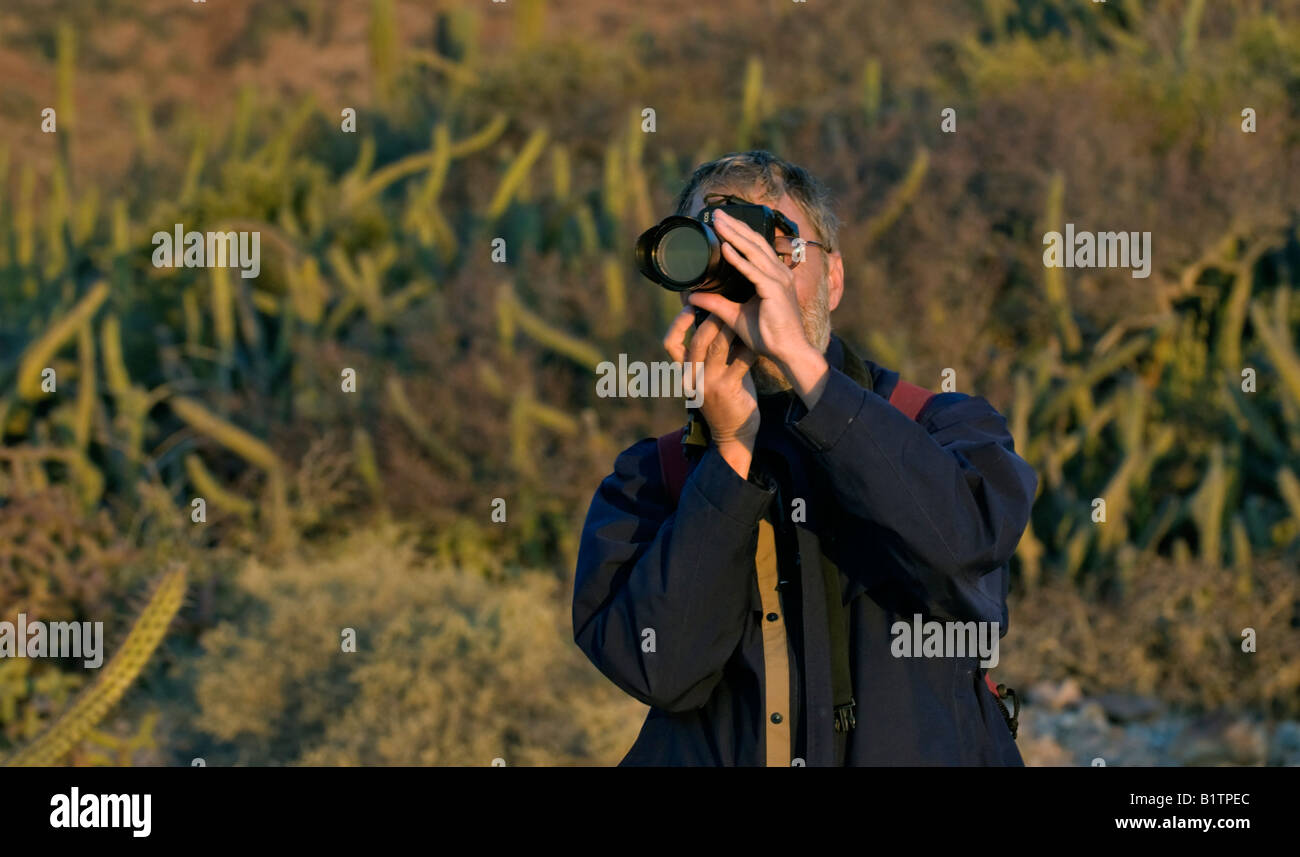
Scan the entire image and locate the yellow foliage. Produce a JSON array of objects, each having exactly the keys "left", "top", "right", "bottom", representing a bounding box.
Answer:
[
  {"left": 3, "top": 565, "right": 187, "bottom": 766},
  {"left": 192, "top": 524, "right": 644, "bottom": 764}
]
